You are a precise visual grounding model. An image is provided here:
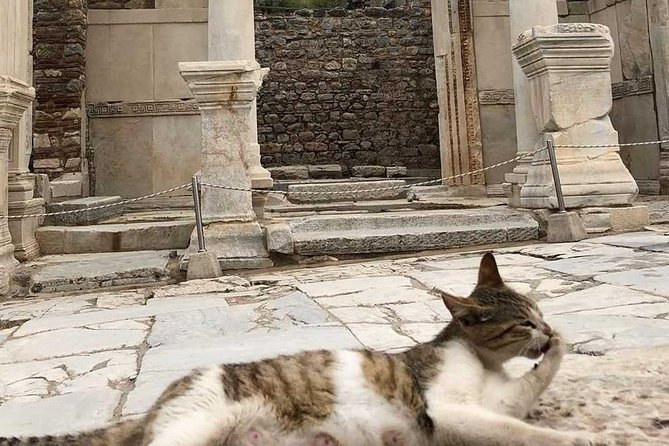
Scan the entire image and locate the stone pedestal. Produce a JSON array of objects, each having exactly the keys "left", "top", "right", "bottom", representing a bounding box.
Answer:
[
  {"left": 506, "top": 0, "right": 558, "bottom": 207},
  {"left": 0, "top": 76, "right": 35, "bottom": 293},
  {"left": 513, "top": 24, "right": 638, "bottom": 209},
  {"left": 8, "top": 173, "right": 43, "bottom": 260},
  {"left": 208, "top": 0, "right": 273, "bottom": 191},
  {"left": 179, "top": 60, "right": 271, "bottom": 269}
]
